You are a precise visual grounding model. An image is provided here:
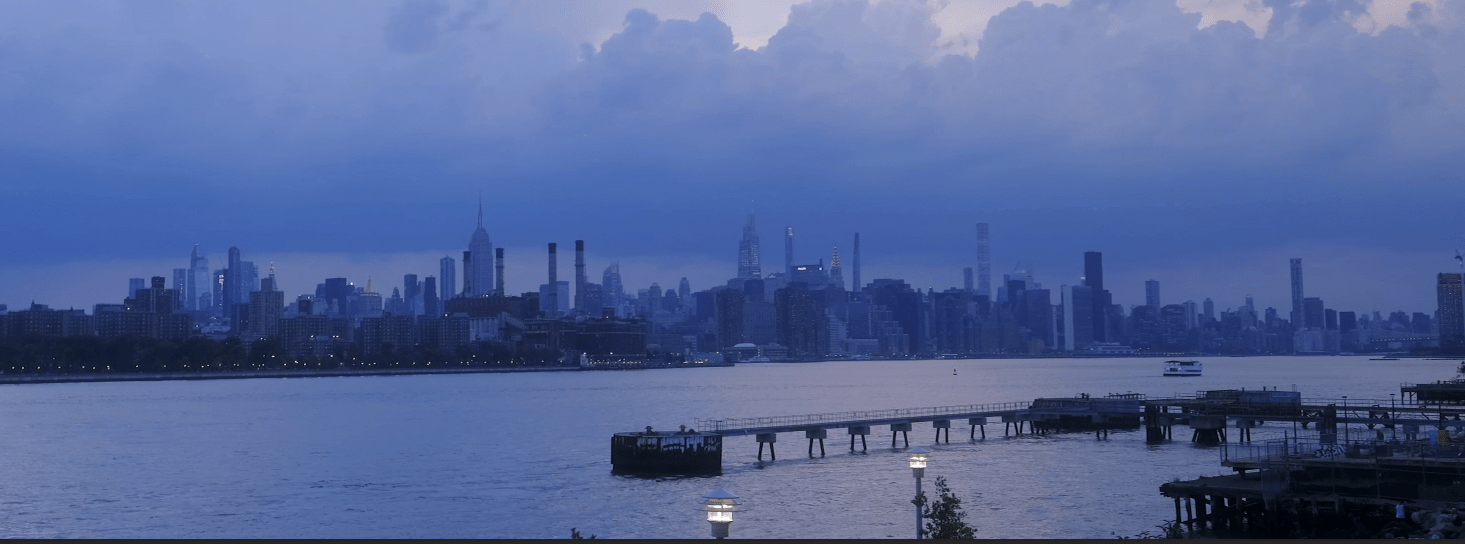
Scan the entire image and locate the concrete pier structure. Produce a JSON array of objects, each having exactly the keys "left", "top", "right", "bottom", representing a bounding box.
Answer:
[{"left": 611, "top": 429, "right": 721, "bottom": 475}]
